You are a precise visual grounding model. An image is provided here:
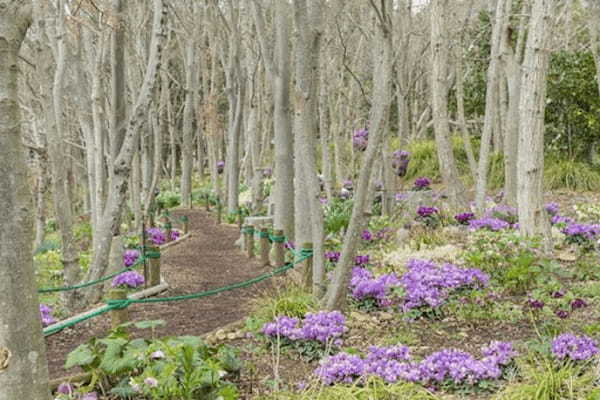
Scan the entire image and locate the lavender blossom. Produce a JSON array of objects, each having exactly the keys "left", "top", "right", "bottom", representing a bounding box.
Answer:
[
  {"left": 123, "top": 249, "right": 141, "bottom": 267},
  {"left": 325, "top": 251, "right": 341, "bottom": 263},
  {"left": 416, "top": 206, "right": 439, "bottom": 218},
  {"left": 413, "top": 177, "right": 431, "bottom": 190},
  {"left": 40, "top": 304, "right": 55, "bottom": 327},
  {"left": 146, "top": 227, "right": 166, "bottom": 246},
  {"left": 545, "top": 202, "right": 560, "bottom": 216},
  {"left": 352, "top": 129, "right": 369, "bottom": 151},
  {"left": 455, "top": 212, "right": 475, "bottom": 225},
  {"left": 551, "top": 214, "right": 573, "bottom": 226},
  {"left": 315, "top": 352, "right": 365, "bottom": 385},
  {"left": 361, "top": 229, "right": 373, "bottom": 241},
  {"left": 468, "top": 217, "right": 510, "bottom": 231},
  {"left": 355, "top": 254, "right": 370, "bottom": 266},
  {"left": 170, "top": 230, "right": 180, "bottom": 241},
  {"left": 392, "top": 150, "right": 410, "bottom": 177},
  {"left": 216, "top": 160, "right": 225, "bottom": 174},
  {"left": 350, "top": 267, "right": 401, "bottom": 307},
  {"left": 551, "top": 333, "right": 599, "bottom": 361},
  {"left": 112, "top": 271, "right": 145, "bottom": 289}
]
